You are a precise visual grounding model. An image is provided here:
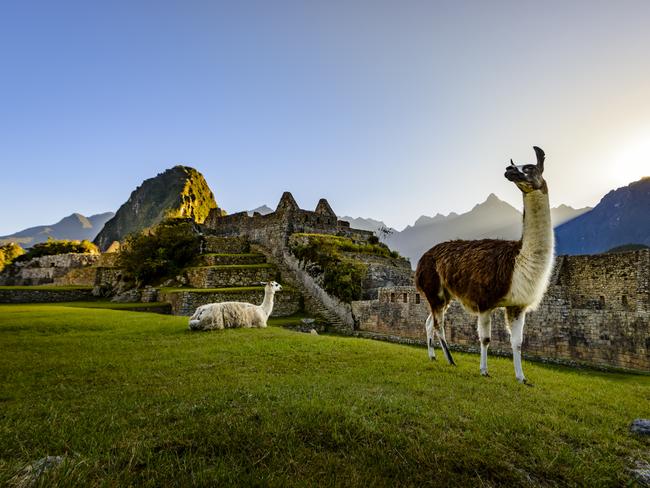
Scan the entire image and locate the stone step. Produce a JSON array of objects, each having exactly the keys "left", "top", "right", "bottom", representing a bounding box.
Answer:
[
  {"left": 203, "top": 236, "right": 250, "bottom": 254},
  {"left": 185, "top": 264, "right": 277, "bottom": 288},
  {"left": 159, "top": 286, "right": 301, "bottom": 317},
  {"left": 197, "top": 253, "right": 267, "bottom": 266}
]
